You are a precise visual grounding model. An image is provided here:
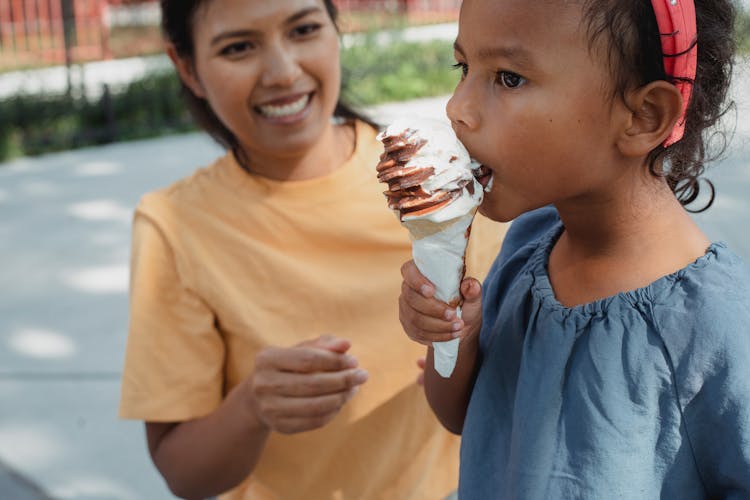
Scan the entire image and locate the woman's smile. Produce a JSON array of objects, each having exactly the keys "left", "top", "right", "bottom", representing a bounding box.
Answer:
[{"left": 255, "top": 91, "right": 314, "bottom": 122}]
